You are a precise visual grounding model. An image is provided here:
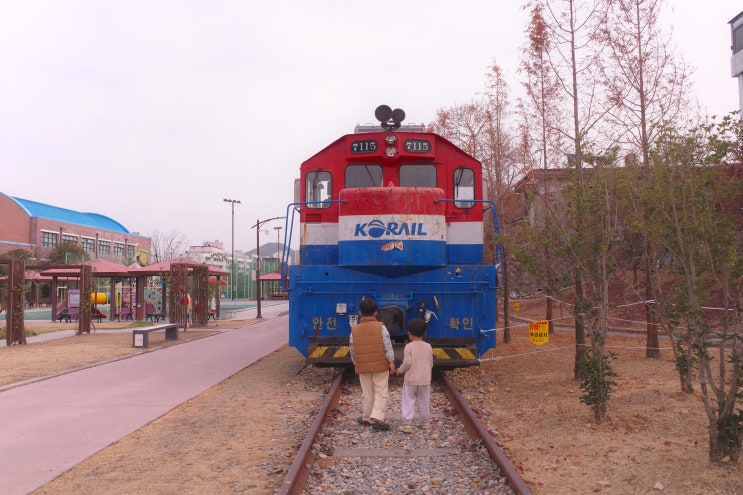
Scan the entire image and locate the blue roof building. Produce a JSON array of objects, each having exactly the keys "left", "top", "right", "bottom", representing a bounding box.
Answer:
[{"left": 0, "top": 192, "right": 151, "bottom": 264}]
